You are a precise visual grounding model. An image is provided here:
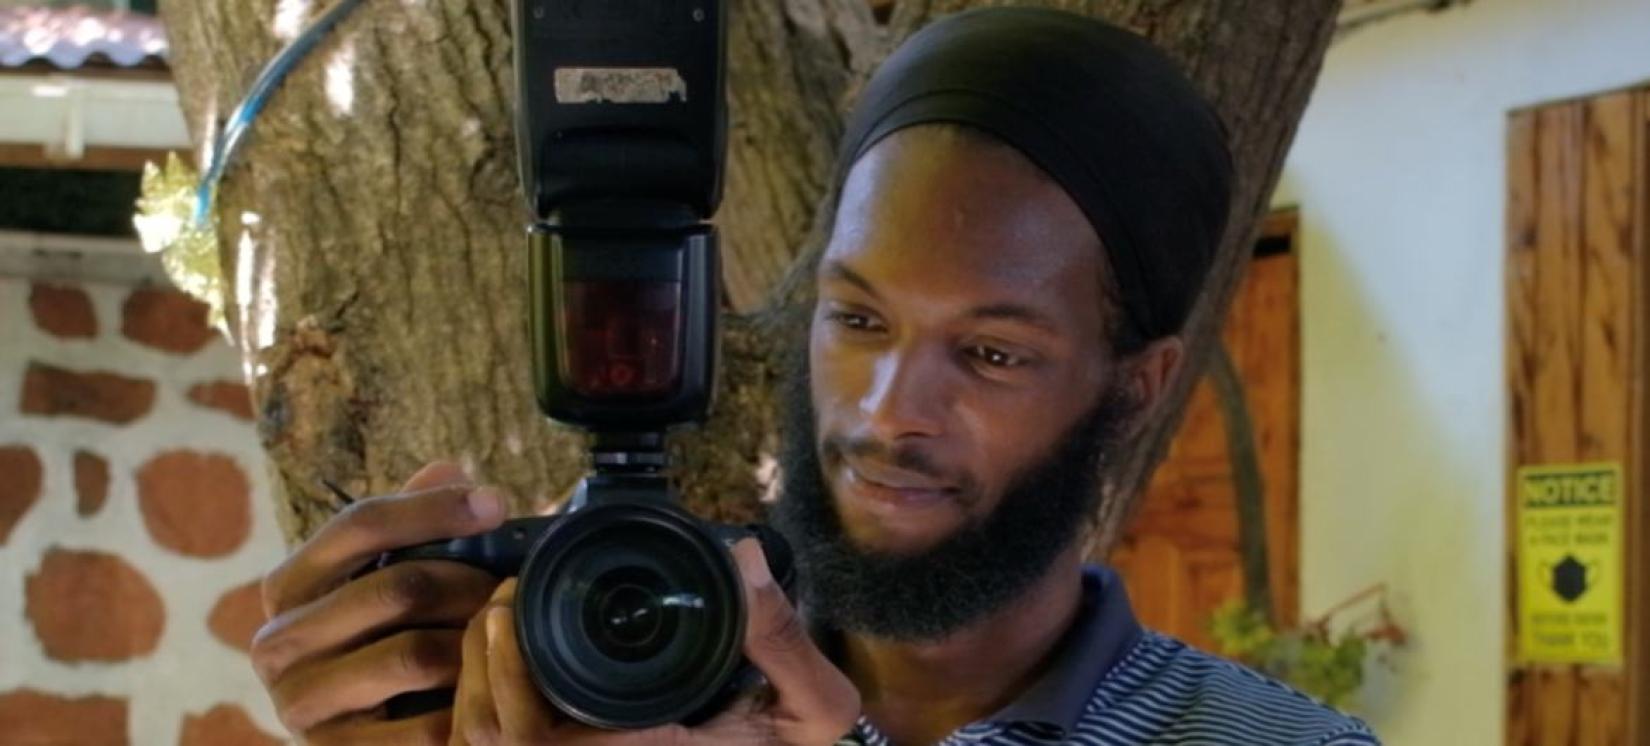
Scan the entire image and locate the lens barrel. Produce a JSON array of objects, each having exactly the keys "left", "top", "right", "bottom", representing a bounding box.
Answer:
[{"left": 513, "top": 501, "right": 746, "bottom": 729}]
